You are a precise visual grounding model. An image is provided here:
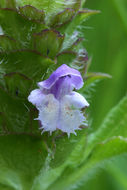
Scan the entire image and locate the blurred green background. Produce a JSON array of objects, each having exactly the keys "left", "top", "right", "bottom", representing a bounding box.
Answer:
[{"left": 80, "top": 0, "right": 127, "bottom": 189}]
